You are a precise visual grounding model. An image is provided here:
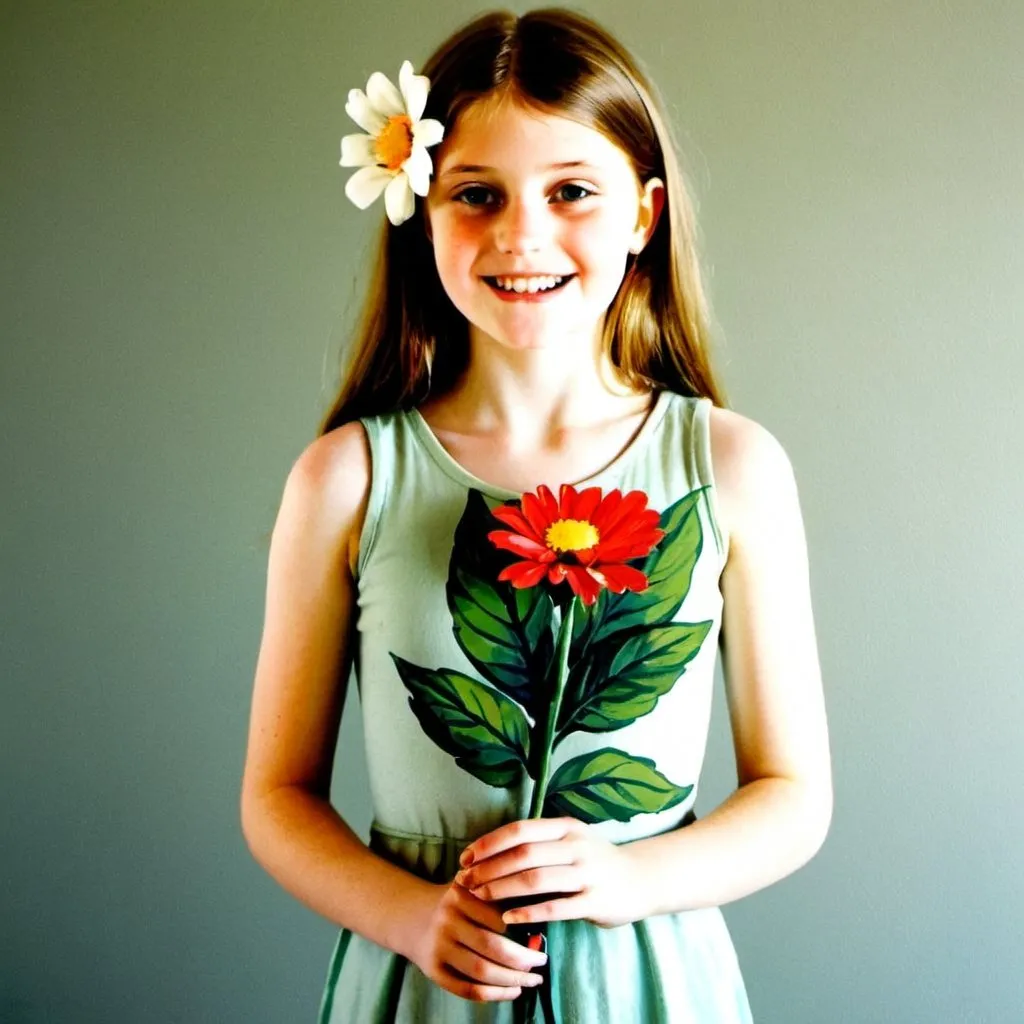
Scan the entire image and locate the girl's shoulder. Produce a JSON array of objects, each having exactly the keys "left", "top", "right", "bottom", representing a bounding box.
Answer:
[
  {"left": 706, "top": 403, "right": 800, "bottom": 557},
  {"left": 284, "top": 421, "right": 372, "bottom": 580}
]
